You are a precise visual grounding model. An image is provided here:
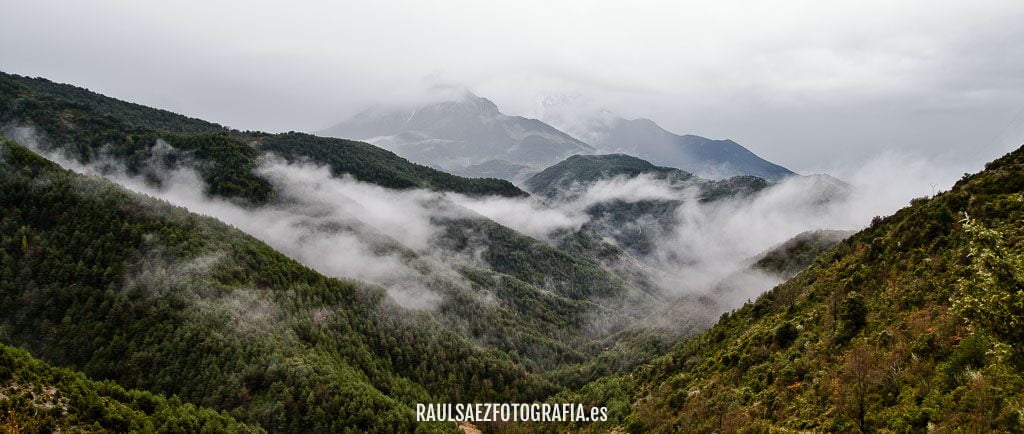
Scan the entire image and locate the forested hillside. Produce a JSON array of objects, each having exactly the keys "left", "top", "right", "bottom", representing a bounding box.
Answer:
[
  {"left": 0, "top": 72, "right": 523, "bottom": 198},
  {"left": 527, "top": 154, "right": 771, "bottom": 256},
  {"left": 2, "top": 70, "right": 965, "bottom": 433},
  {"left": 551, "top": 144, "right": 1024, "bottom": 432},
  {"left": 0, "top": 343, "right": 258, "bottom": 433},
  {"left": 0, "top": 80, "right": 678, "bottom": 431},
  {"left": 525, "top": 154, "right": 694, "bottom": 200},
  {"left": 753, "top": 229, "right": 855, "bottom": 278},
  {"left": 0, "top": 71, "right": 672, "bottom": 380},
  {"left": 0, "top": 138, "right": 554, "bottom": 432}
]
